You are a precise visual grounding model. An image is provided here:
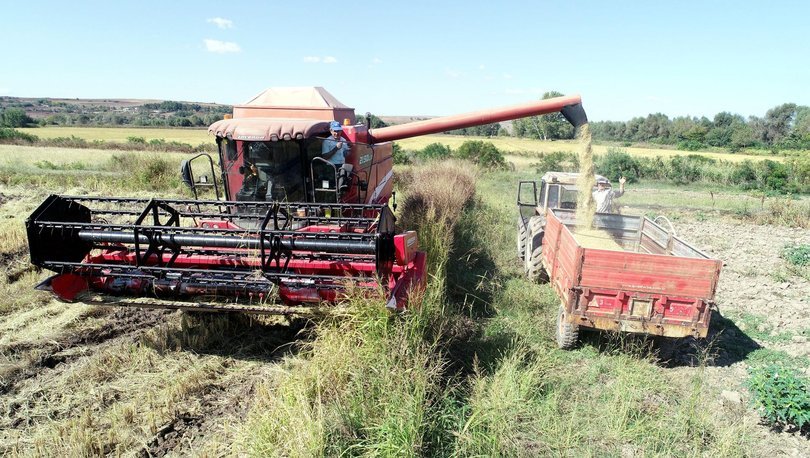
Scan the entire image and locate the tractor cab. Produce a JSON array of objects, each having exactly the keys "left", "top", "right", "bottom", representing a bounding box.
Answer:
[{"left": 518, "top": 171, "right": 610, "bottom": 217}]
